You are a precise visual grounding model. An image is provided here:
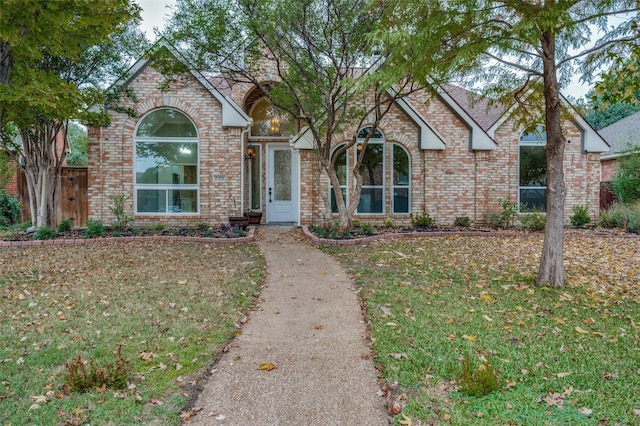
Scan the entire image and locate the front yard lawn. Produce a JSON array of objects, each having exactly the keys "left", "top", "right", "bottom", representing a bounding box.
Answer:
[
  {"left": 325, "top": 235, "right": 640, "bottom": 425},
  {"left": 0, "top": 241, "right": 264, "bottom": 425}
]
